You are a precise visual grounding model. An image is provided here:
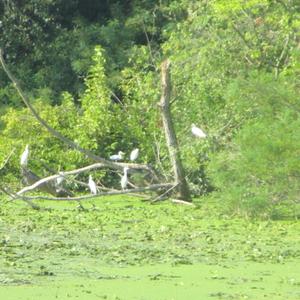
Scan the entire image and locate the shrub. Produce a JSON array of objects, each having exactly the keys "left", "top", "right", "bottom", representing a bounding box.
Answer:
[{"left": 207, "top": 75, "right": 300, "bottom": 217}]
